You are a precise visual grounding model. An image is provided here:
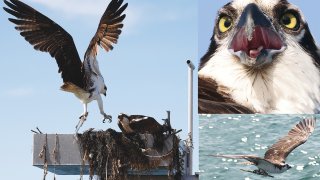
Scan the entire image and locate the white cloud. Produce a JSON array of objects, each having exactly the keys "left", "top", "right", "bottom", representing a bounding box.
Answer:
[
  {"left": 27, "top": 0, "right": 107, "bottom": 17},
  {"left": 26, "top": 0, "right": 185, "bottom": 20},
  {"left": 25, "top": 0, "right": 141, "bottom": 35},
  {"left": 5, "top": 87, "right": 35, "bottom": 97},
  {"left": 23, "top": 0, "right": 195, "bottom": 35}
]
